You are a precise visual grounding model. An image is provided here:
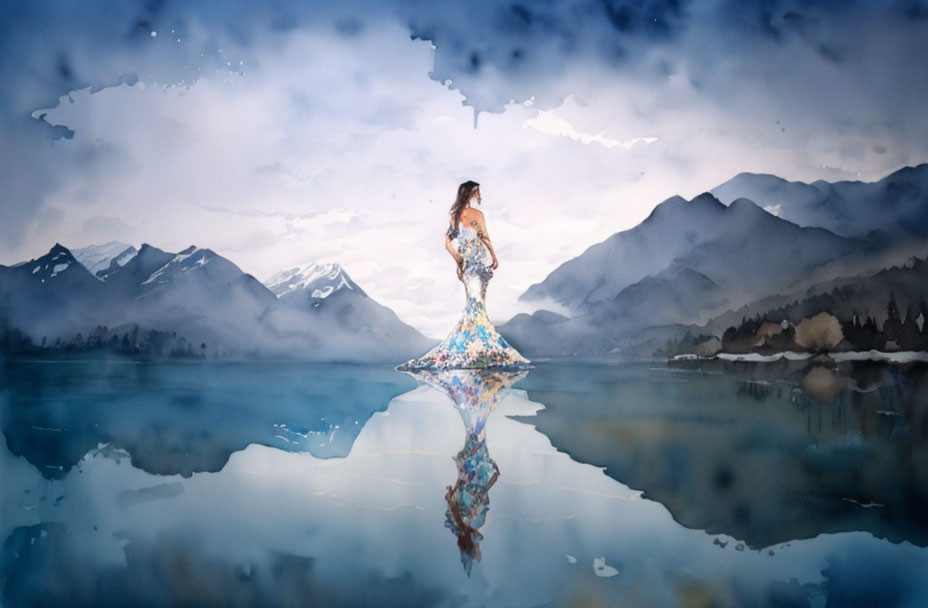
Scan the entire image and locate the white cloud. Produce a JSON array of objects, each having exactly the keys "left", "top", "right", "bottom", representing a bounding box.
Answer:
[
  {"left": 6, "top": 12, "right": 928, "bottom": 339},
  {"left": 523, "top": 109, "right": 657, "bottom": 150}
]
